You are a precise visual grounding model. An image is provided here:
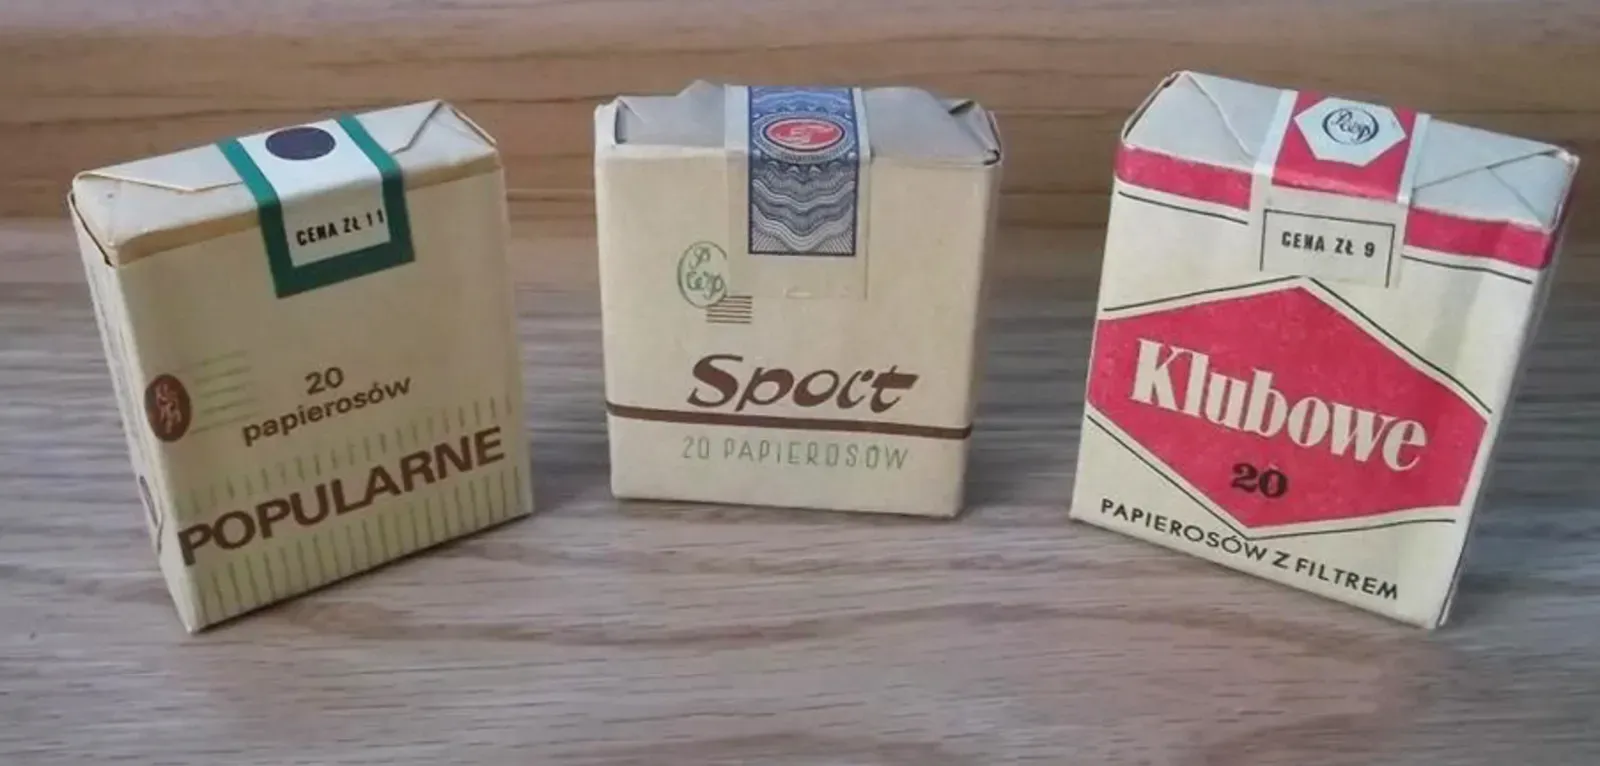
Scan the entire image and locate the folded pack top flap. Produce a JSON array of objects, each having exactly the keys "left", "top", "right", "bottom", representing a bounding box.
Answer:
[
  {"left": 1123, "top": 70, "right": 1580, "bottom": 231},
  {"left": 73, "top": 100, "right": 499, "bottom": 262},
  {"left": 863, "top": 87, "right": 1000, "bottom": 165},
  {"left": 945, "top": 97, "right": 1005, "bottom": 162},
  {"left": 1410, "top": 120, "right": 1578, "bottom": 230},
  {"left": 1122, "top": 70, "right": 1286, "bottom": 172},
  {"left": 606, "top": 82, "right": 1000, "bottom": 166},
  {"left": 608, "top": 80, "right": 727, "bottom": 150}
]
